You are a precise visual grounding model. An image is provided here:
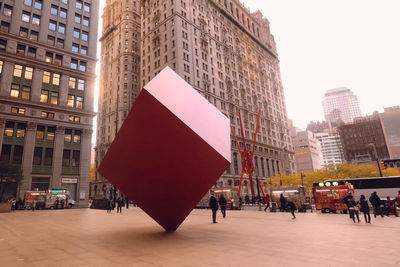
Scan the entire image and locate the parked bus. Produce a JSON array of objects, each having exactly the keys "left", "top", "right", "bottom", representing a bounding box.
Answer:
[
  {"left": 324, "top": 176, "right": 400, "bottom": 200},
  {"left": 312, "top": 181, "right": 354, "bottom": 213}
]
